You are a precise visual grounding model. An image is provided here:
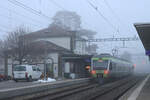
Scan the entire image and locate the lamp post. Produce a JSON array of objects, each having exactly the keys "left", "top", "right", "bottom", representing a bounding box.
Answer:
[{"left": 43, "top": 41, "right": 48, "bottom": 80}]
